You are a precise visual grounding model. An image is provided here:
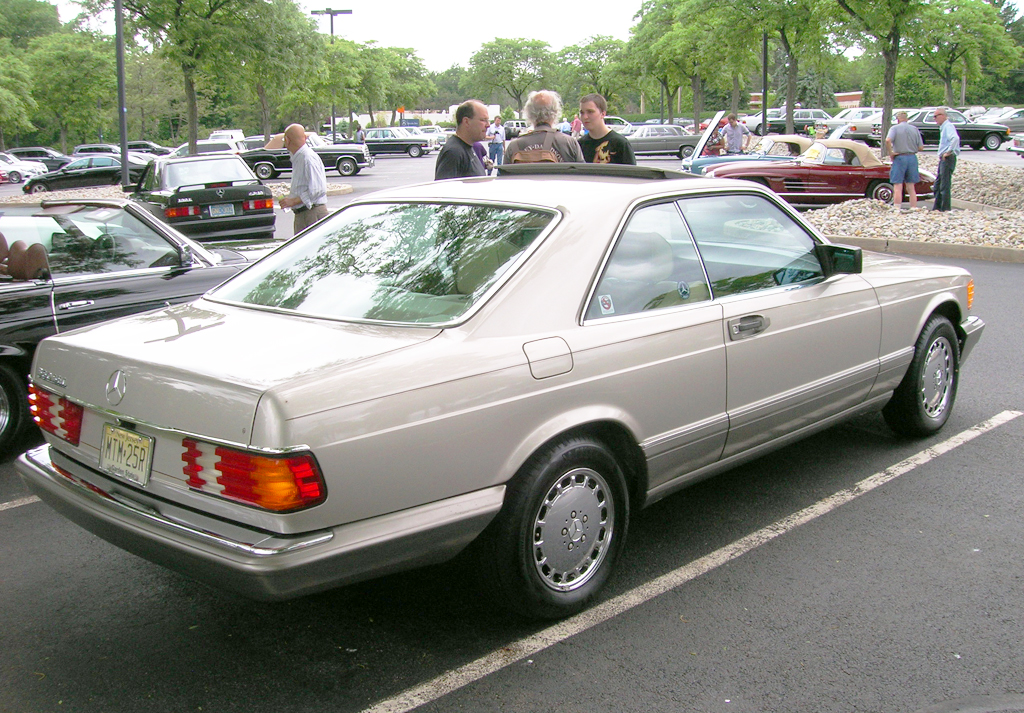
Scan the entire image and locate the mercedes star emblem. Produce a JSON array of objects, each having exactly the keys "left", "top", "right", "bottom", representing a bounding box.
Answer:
[{"left": 106, "top": 370, "right": 127, "bottom": 405}]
